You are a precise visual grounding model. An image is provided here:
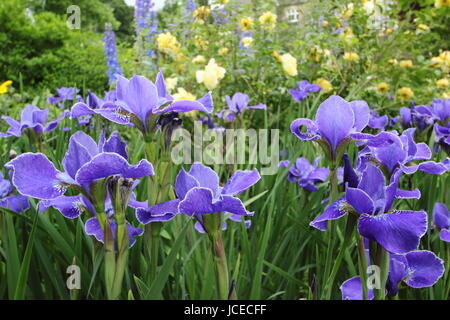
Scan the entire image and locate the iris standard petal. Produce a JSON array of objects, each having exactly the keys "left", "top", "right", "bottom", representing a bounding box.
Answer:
[
  {"left": 174, "top": 168, "right": 200, "bottom": 199},
  {"left": 345, "top": 187, "right": 374, "bottom": 215},
  {"left": 316, "top": 95, "right": 355, "bottom": 152},
  {"left": 101, "top": 131, "right": 128, "bottom": 160},
  {"left": 63, "top": 132, "right": 97, "bottom": 179},
  {"left": 188, "top": 163, "right": 220, "bottom": 197},
  {"left": 358, "top": 164, "right": 386, "bottom": 205},
  {"left": 349, "top": 100, "right": 370, "bottom": 132},
  {"left": 358, "top": 210, "right": 428, "bottom": 254}
]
